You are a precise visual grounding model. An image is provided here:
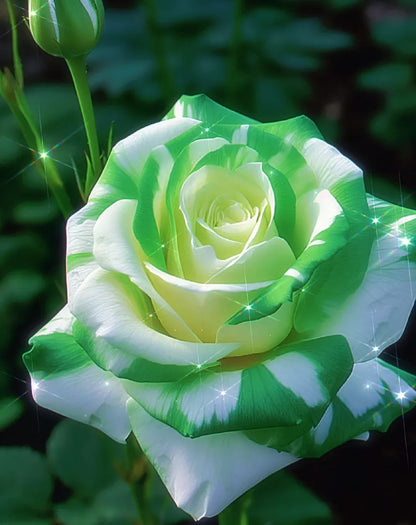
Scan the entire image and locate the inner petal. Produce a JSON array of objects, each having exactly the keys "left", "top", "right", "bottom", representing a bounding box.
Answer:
[{"left": 180, "top": 162, "right": 275, "bottom": 260}]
